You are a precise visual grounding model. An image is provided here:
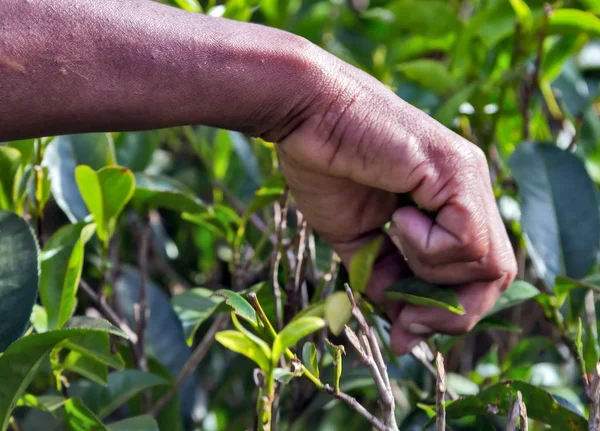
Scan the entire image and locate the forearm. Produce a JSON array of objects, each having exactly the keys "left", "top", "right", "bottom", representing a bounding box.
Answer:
[{"left": 0, "top": 0, "right": 331, "bottom": 141}]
